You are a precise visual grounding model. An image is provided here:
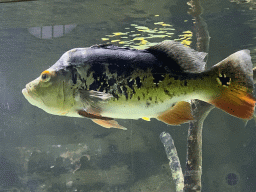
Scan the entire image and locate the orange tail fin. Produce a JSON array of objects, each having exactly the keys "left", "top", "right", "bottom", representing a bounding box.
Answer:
[
  {"left": 210, "top": 88, "right": 255, "bottom": 119},
  {"left": 208, "top": 50, "right": 256, "bottom": 119}
]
